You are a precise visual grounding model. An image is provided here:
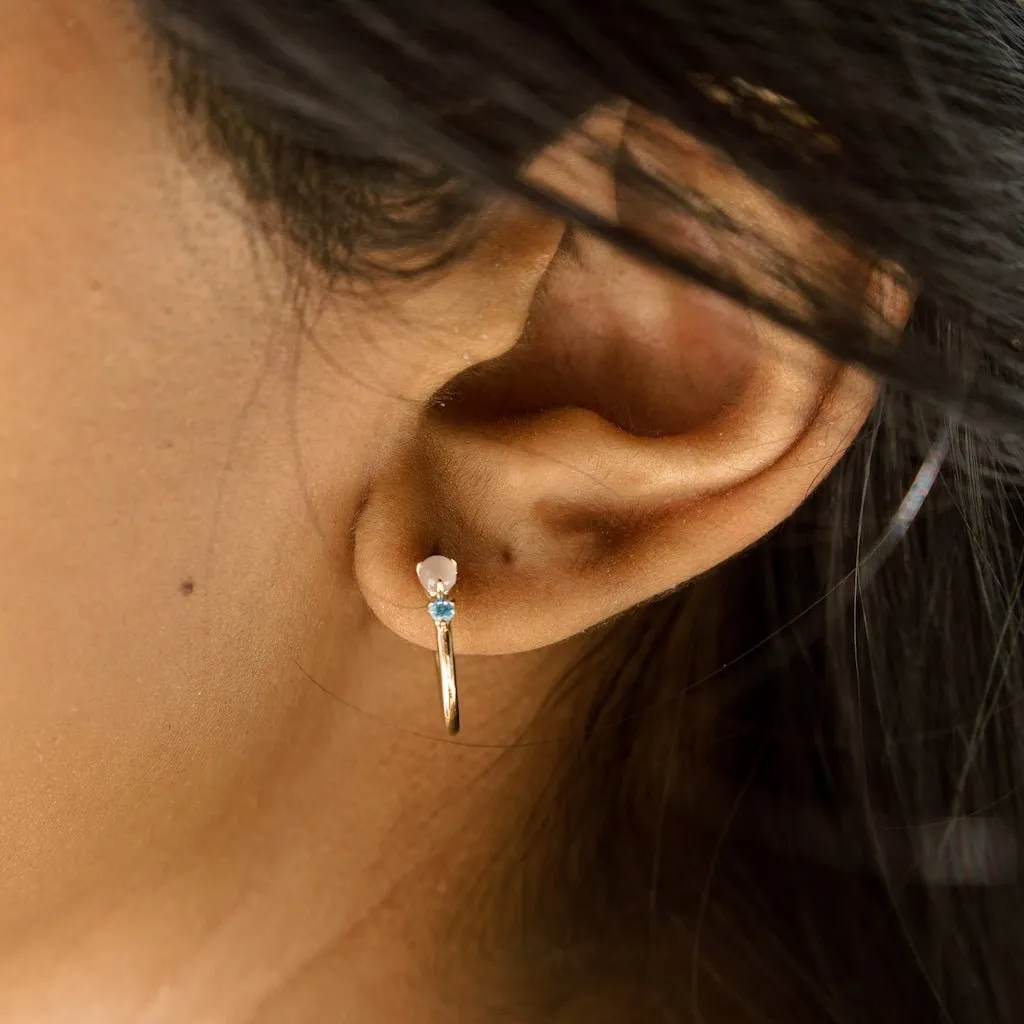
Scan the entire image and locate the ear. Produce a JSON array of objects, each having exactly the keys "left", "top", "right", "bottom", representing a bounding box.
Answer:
[{"left": 353, "top": 107, "right": 912, "bottom": 655}]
